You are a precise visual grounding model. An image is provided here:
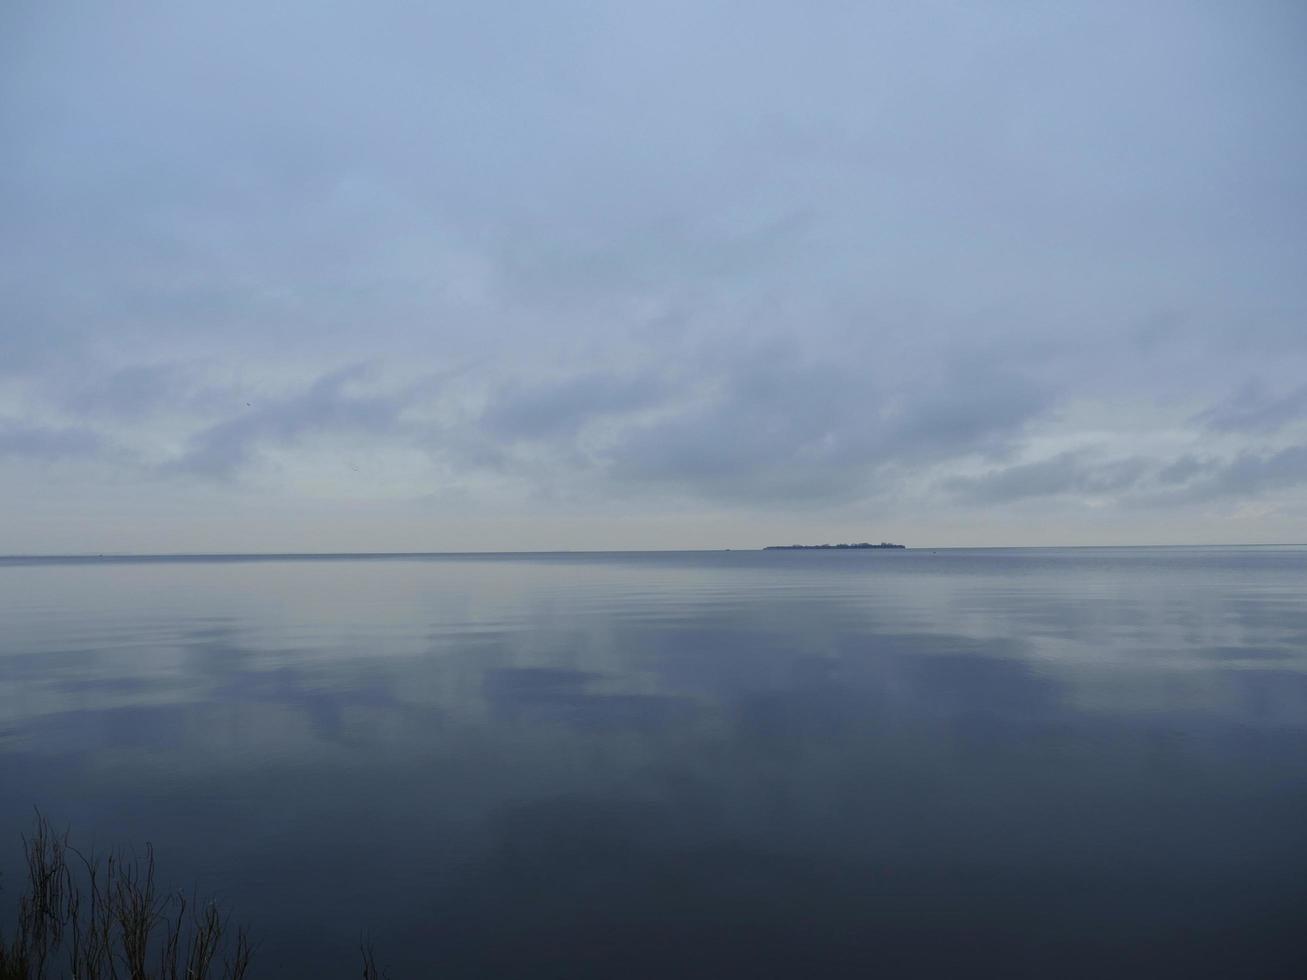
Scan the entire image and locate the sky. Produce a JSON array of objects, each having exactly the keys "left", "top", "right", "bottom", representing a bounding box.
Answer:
[{"left": 2, "top": 0, "right": 1306, "bottom": 552}]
